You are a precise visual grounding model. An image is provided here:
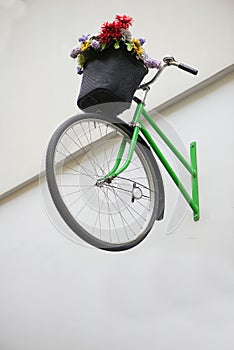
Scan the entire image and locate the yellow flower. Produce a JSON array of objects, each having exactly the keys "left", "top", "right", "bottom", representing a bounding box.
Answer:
[
  {"left": 132, "top": 38, "right": 144, "bottom": 56},
  {"left": 81, "top": 41, "right": 90, "bottom": 51}
]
